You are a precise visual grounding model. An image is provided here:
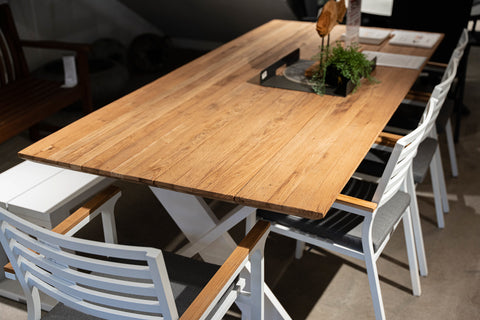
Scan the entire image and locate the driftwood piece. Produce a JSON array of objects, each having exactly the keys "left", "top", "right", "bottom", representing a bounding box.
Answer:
[{"left": 316, "top": 0, "right": 347, "bottom": 38}]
